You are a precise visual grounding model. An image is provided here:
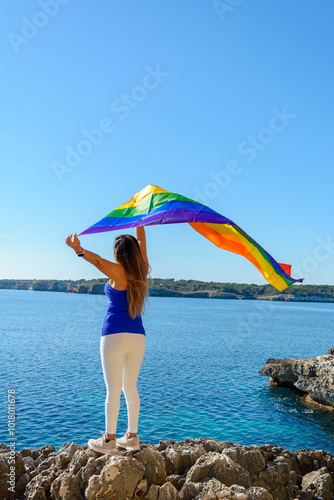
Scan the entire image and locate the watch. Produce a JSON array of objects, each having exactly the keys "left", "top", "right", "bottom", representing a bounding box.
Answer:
[{"left": 76, "top": 249, "right": 85, "bottom": 257}]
